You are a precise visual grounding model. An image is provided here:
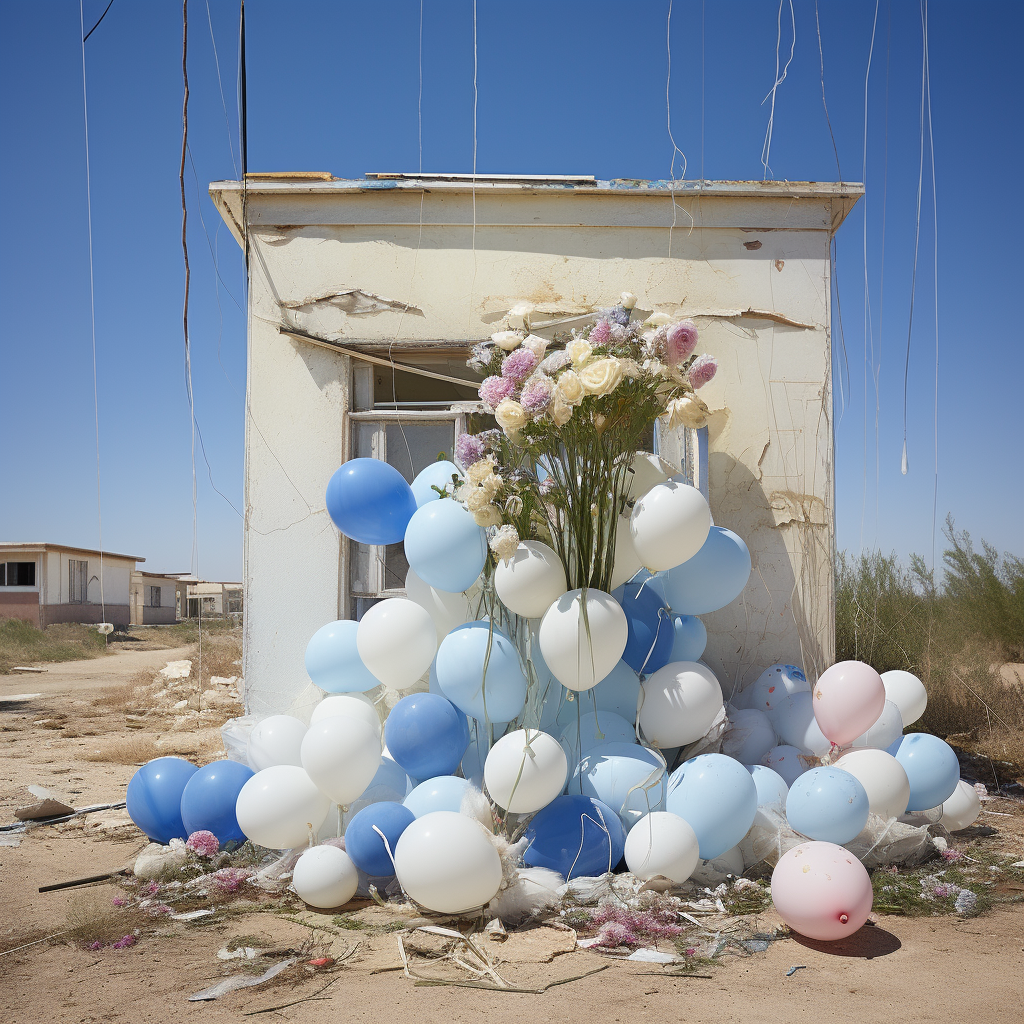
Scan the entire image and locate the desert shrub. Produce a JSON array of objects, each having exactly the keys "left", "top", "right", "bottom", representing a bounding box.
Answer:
[{"left": 0, "top": 619, "right": 110, "bottom": 673}]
